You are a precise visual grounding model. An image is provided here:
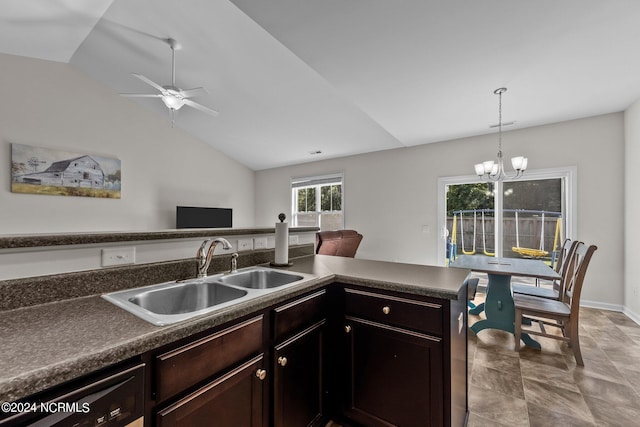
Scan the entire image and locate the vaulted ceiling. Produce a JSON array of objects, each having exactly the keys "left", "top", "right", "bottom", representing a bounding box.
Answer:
[{"left": 3, "top": 0, "right": 640, "bottom": 170}]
